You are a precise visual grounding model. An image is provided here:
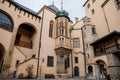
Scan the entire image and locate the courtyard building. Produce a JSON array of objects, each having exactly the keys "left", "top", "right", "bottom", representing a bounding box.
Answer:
[{"left": 0, "top": 0, "right": 120, "bottom": 80}]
